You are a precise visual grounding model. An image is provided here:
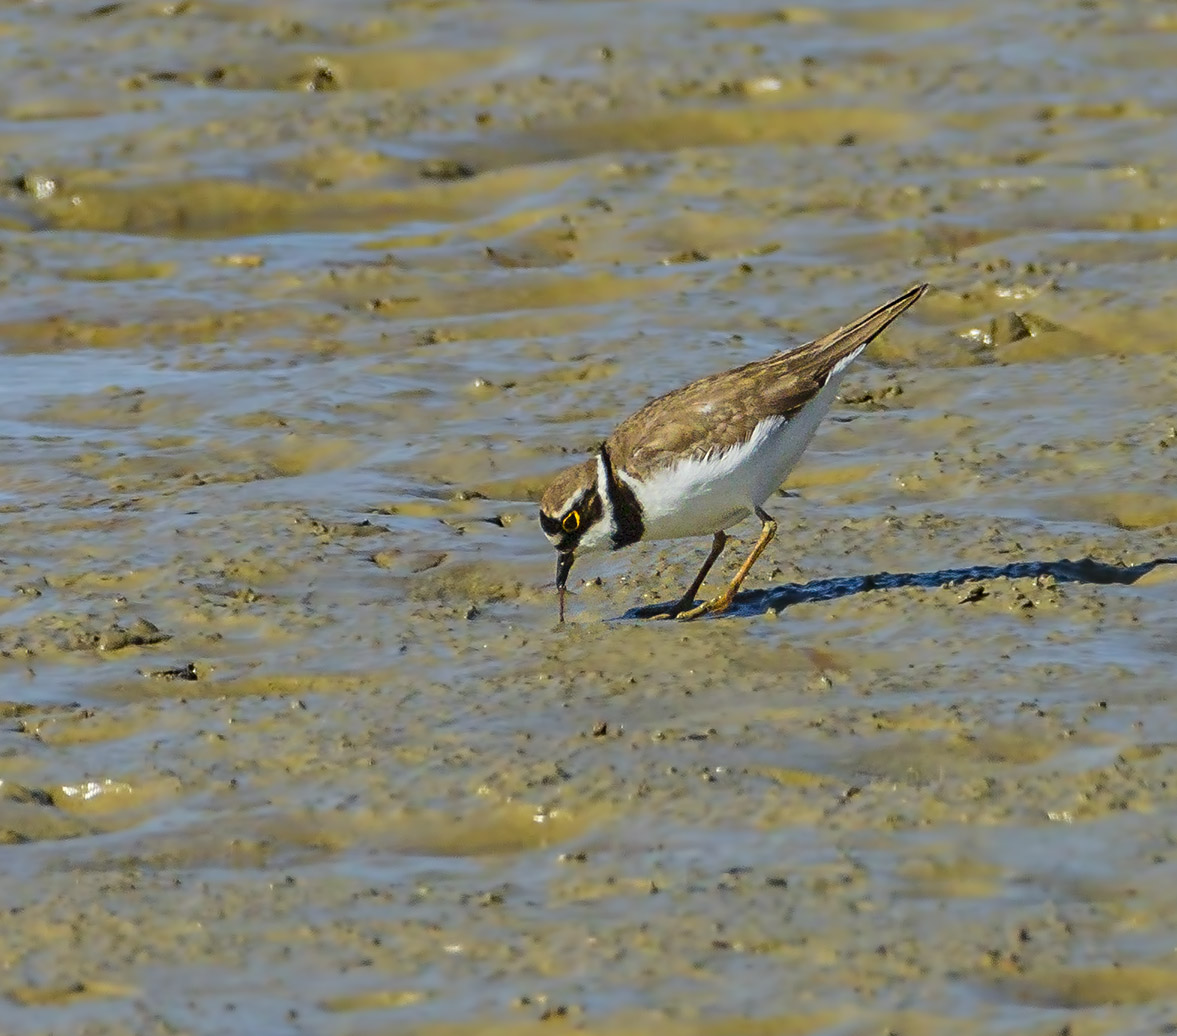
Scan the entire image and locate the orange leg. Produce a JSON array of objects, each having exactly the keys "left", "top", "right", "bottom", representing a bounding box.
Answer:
[
  {"left": 652, "top": 531, "right": 727, "bottom": 619},
  {"left": 676, "top": 508, "right": 776, "bottom": 620}
]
